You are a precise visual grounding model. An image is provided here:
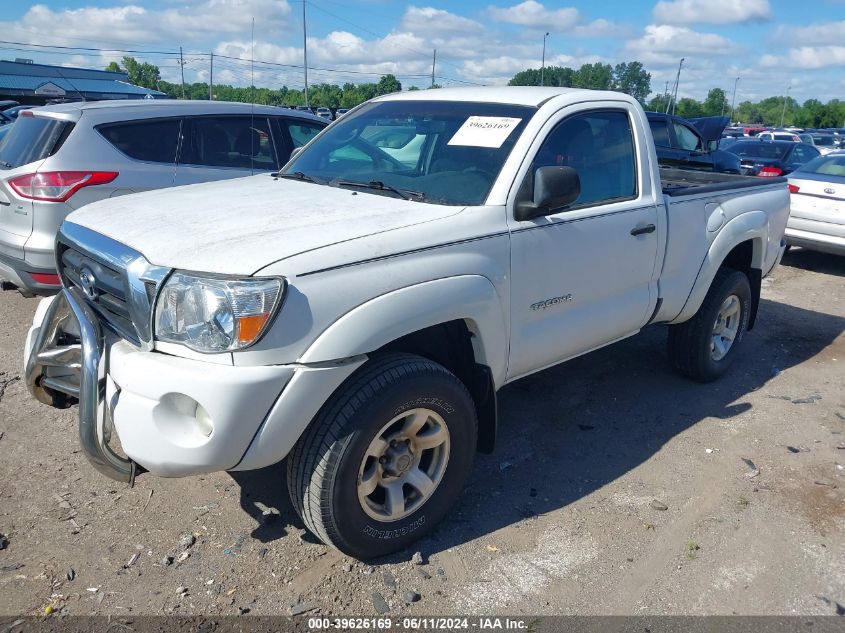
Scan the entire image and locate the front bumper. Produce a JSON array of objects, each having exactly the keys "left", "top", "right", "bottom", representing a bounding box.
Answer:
[{"left": 24, "top": 290, "right": 361, "bottom": 480}]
